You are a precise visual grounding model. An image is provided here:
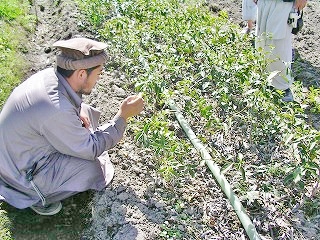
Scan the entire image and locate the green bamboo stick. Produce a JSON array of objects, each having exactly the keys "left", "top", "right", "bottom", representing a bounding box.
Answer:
[{"left": 168, "top": 99, "right": 261, "bottom": 240}]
